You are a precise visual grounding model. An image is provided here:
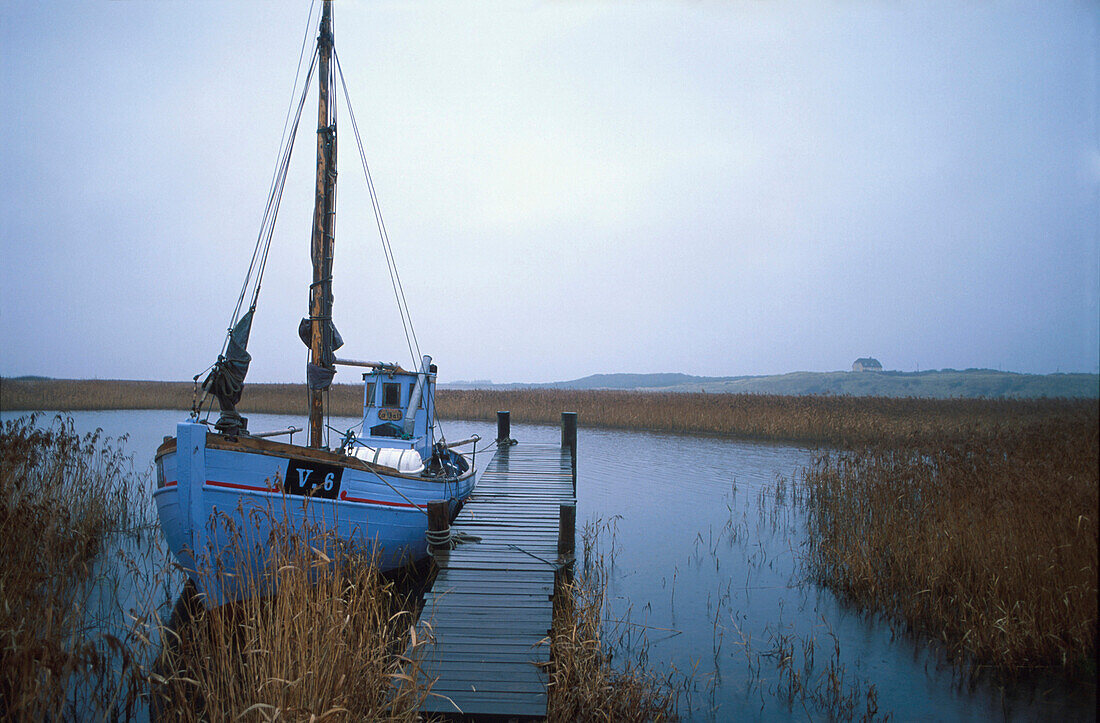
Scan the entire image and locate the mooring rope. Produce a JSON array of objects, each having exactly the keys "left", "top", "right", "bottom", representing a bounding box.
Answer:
[
  {"left": 506, "top": 543, "right": 569, "bottom": 570},
  {"left": 424, "top": 525, "right": 452, "bottom": 548},
  {"left": 426, "top": 528, "right": 482, "bottom": 549},
  {"left": 479, "top": 437, "right": 517, "bottom": 453},
  {"left": 359, "top": 464, "right": 429, "bottom": 515}
]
